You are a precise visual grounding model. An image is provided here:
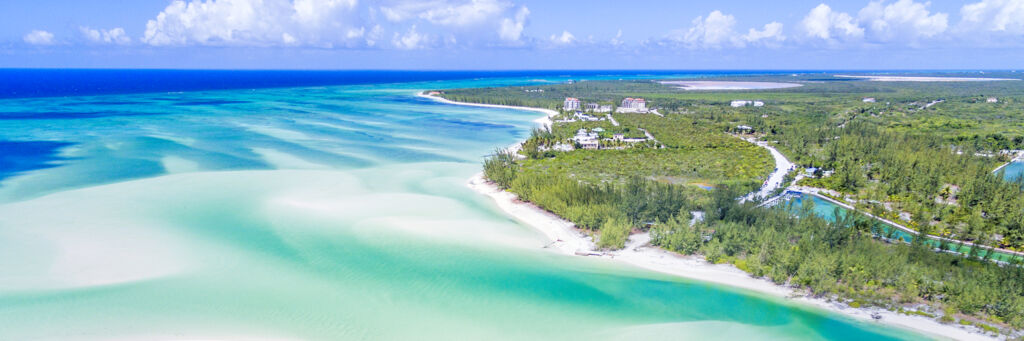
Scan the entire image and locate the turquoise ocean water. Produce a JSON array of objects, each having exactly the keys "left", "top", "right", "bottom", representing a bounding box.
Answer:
[{"left": 0, "top": 74, "right": 929, "bottom": 340}]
